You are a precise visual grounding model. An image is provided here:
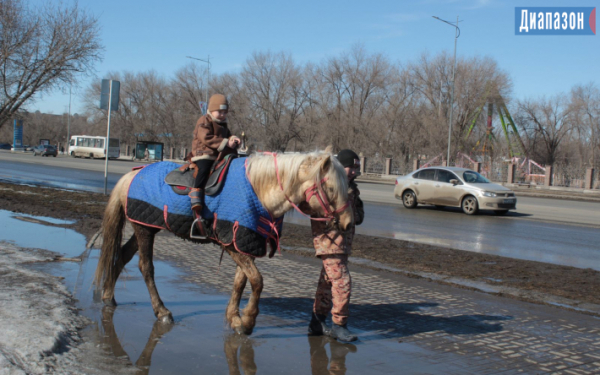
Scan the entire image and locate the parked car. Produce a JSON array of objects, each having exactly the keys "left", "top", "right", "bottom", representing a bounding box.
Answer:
[
  {"left": 33, "top": 144, "right": 58, "bottom": 157},
  {"left": 394, "top": 166, "right": 517, "bottom": 215},
  {"left": 0, "top": 143, "right": 11, "bottom": 150}
]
